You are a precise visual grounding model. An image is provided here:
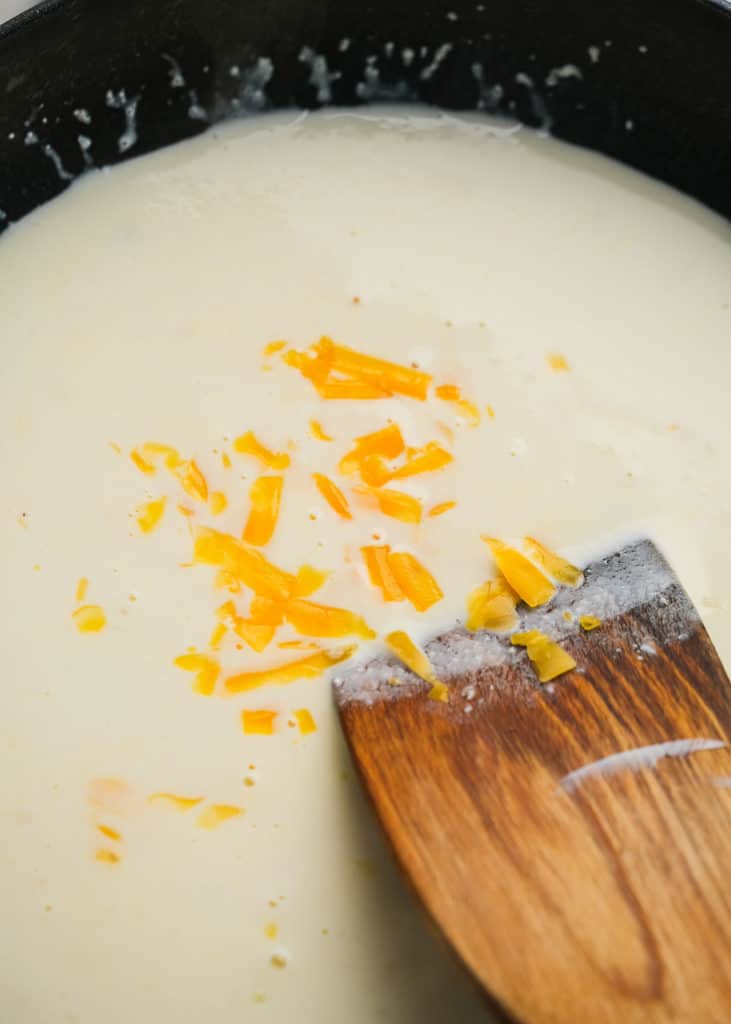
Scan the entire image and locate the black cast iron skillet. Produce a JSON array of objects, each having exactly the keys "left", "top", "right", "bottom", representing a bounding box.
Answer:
[
  {"left": 0, "top": 0, "right": 730, "bottom": 233},
  {"left": 0, "top": 1, "right": 729, "bottom": 1021}
]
